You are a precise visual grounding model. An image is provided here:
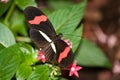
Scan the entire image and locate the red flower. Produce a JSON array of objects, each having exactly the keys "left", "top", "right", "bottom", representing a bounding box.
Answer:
[
  {"left": 69, "top": 61, "right": 82, "bottom": 77},
  {"left": 37, "top": 50, "right": 46, "bottom": 63}
]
